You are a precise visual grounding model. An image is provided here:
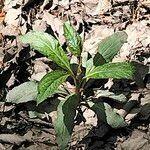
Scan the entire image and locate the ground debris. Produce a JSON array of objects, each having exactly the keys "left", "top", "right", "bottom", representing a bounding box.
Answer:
[{"left": 0, "top": 0, "right": 150, "bottom": 149}]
